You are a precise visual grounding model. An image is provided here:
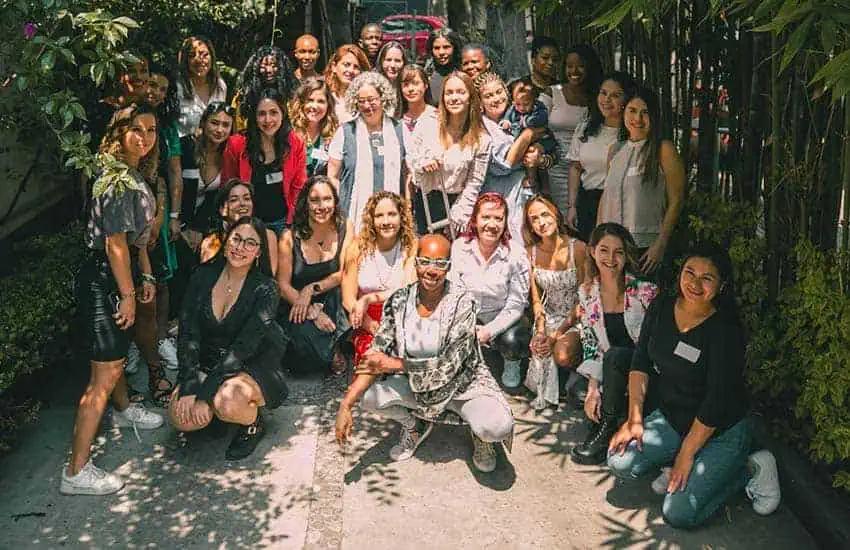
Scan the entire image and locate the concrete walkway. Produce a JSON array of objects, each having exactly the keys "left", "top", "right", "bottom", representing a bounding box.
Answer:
[{"left": 0, "top": 373, "right": 818, "bottom": 549}]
